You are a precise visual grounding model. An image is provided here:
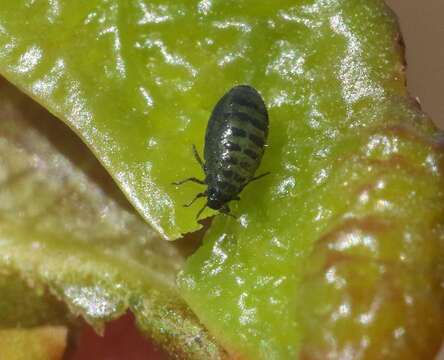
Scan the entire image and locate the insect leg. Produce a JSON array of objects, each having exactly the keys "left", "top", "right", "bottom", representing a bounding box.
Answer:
[
  {"left": 219, "top": 204, "right": 237, "bottom": 219},
  {"left": 192, "top": 144, "right": 205, "bottom": 171},
  {"left": 249, "top": 171, "right": 270, "bottom": 182},
  {"left": 242, "top": 172, "right": 270, "bottom": 190},
  {"left": 184, "top": 192, "right": 207, "bottom": 207},
  {"left": 245, "top": 171, "right": 271, "bottom": 190},
  {"left": 172, "top": 177, "right": 205, "bottom": 185},
  {"left": 196, "top": 203, "right": 208, "bottom": 220}
]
